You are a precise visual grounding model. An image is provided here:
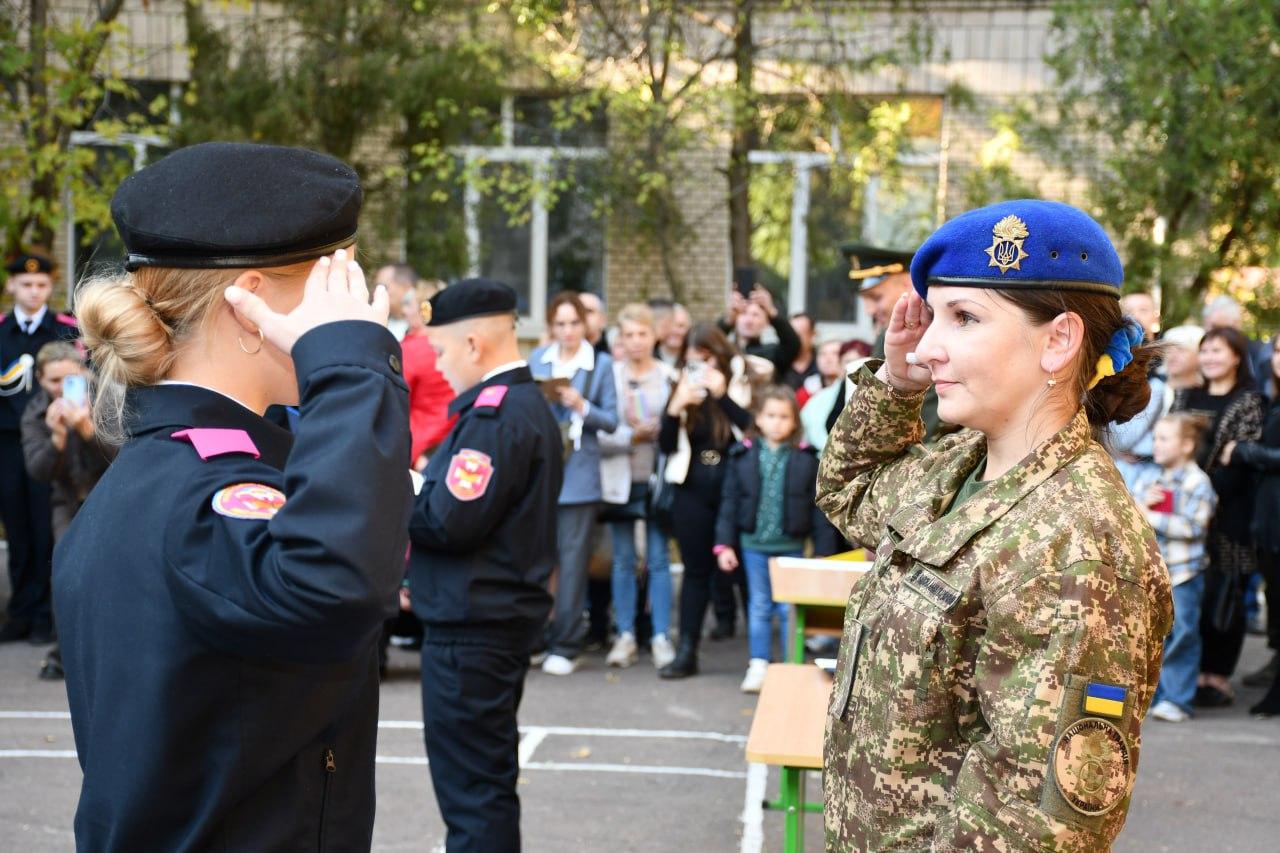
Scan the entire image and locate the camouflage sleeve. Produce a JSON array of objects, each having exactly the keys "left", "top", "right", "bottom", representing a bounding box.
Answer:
[
  {"left": 934, "top": 560, "right": 1160, "bottom": 851},
  {"left": 815, "top": 361, "right": 928, "bottom": 549}
]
